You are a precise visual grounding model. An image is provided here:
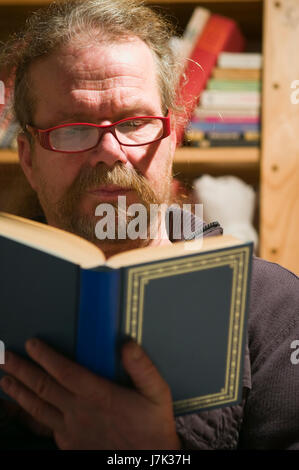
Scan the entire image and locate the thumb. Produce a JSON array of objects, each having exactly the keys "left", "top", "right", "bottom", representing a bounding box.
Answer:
[{"left": 121, "top": 341, "right": 172, "bottom": 406}]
